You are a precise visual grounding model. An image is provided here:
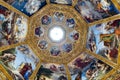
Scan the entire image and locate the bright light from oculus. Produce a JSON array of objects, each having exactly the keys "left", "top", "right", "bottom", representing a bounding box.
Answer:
[{"left": 48, "top": 26, "right": 66, "bottom": 43}]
